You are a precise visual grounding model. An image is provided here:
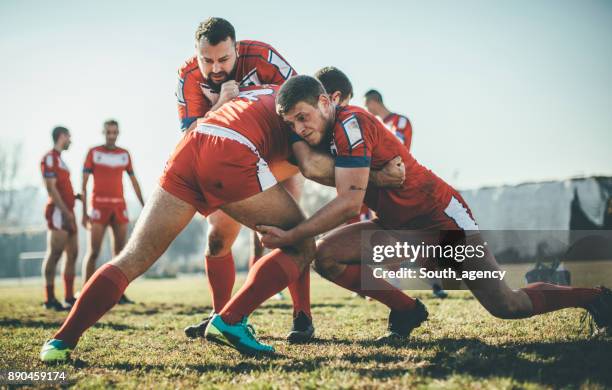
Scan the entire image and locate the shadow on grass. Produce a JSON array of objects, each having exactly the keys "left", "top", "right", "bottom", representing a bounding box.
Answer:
[
  {"left": 77, "top": 336, "right": 612, "bottom": 388},
  {"left": 0, "top": 318, "right": 137, "bottom": 331}
]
